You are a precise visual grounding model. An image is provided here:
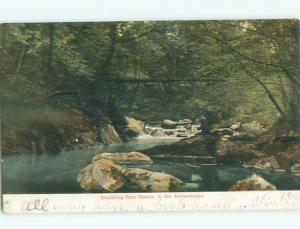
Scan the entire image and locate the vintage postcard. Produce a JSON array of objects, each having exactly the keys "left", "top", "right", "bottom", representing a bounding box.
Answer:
[{"left": 1, "top": 19, "right": 300, "bottom": 213}]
